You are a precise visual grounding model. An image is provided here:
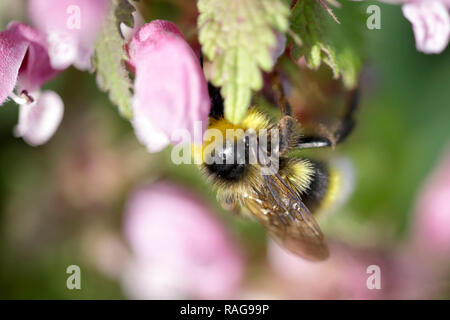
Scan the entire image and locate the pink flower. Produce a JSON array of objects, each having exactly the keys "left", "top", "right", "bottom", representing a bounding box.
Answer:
[
  {"left": 127, "top": 20, "right": 210, "bottom": 152},
  {"left": 0, "top": 22, "right": 63, "bottom": 145},
  {"left": 382, "top": 0, "right": 450, "bottom": 54},
  {"left": 388, "top": 150, "right": 450, "bottom": 298},
  {"left": 28, "top": 0, "right": 109, "bottom": 70},
  {"left": 121, "top": 182, "right": 244, "bottom": 299},
  {"left": 411, "top": 150, "right": 450, "bottom": 254},
  {"left": 403, "top": 1, "right": 450, "bottom": 54},
  {"left": 14, "top": 91, "right": 64, "bottom": 146},
  {"left": 268, "top": 241, "right": 390, "bottom": 299},
  {"left": 391, "top": 248, "right": 447, "bottom": 299}
]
